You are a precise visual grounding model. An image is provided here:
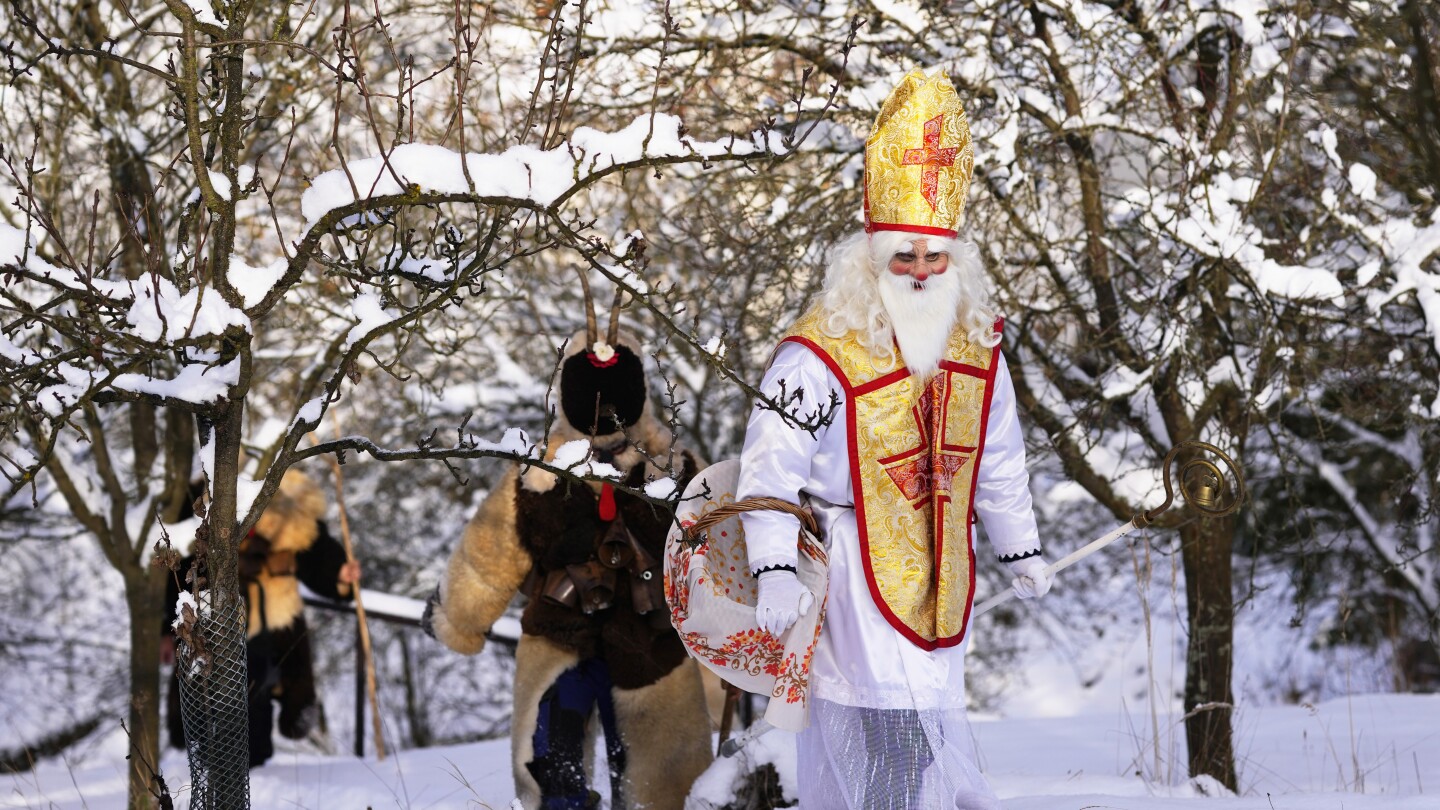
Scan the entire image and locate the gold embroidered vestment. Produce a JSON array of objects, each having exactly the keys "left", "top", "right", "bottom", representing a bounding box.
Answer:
[{"left": 781, "top": 308, "right": 1001, "bottom": 649}]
